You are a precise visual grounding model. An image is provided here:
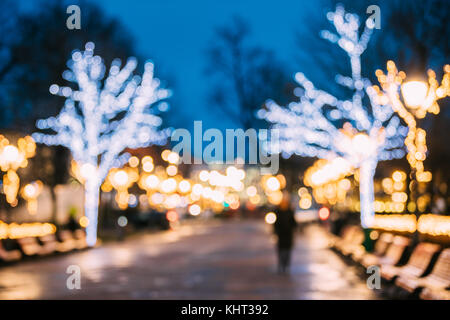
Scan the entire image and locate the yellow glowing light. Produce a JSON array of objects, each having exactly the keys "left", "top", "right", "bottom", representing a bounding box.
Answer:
[
  {"left": 393, "top": 181, "right": 404, "bottom": 191},
  {"left": 166, "top": 165, "right": 177, "bottom": 176},
  {"left": 79, "top": 216, "right": 89, "bottom": 228},
  {"left": 417, "top": 214, "right": 450, "bottom": 237},
  {"left": 338, "top": 178, "right": 351, "bottom": 191},
  {"left": 369, "top": 230, "right": 379, "bottom": 240},
  {"left": 305, "top": 157, "right": 352, "bottom": 187},
  {"left": 226, "top": 166, "right": 237, "bottom": 177},
  {"left": 113, "top": 170, "right": 129, "bottom": 188},
  {"left": 0, "top": 136, "right": 37, "bottom": 206},
  {"left": 276, "top": 174, "right": 286, "bottom": 188},
  {"left": 376, "top": 62, "right": 449, "bottom": 182},
  {"left": 401, "top": 80, "right": 428, "bottom": 108},
  {"left": 237, "top": 169, "right": 246, "bottom": 180},
  {"left": 3, "top": 170, "right": 19, "bottom": 205},
  {"left": 142, "top": 155, "right": 153, "bottom": 163},
  {"left": 266, "top": 177, "right": 281, "bottom": 191},
  {"left": 142, "top": 161, "right": 154, "bottom": 173},
  {"left": 188, "top": 204, "right": 201, "bottom": 216},
  {"left": 392, "top": 170, "right": 406, "bottom": 182},
  {"left": 192, "top": 184, "right": 203, "bottom": 195},
  {"left": 249, "top": 194, "right": 261, "bottom": 205},
  {"left": 417, "top": 171, "right": 432, "bottom": 182},
  {"left": 229, "top": 201, "right": 240, "bottom": 210},
  {"left": 2, "top": 221, "right": 56, "bottom": 239},
  {"left": 199, "top": 170, "right": 209, "bottom": 182},
  {"left": 299, "top": 197, "right": 312, "bottom": 209},
  {"left": 2, "top": 145, "right": 19, "bottom": 163},
  {"left": 371, "top": 214, "right": 416, "bottom": 232},
  {"left": 161, "top": 178, "right": 177, "bottom": 193},
  {"left": 167, "top": 152, "right": 180, "bottom": 164},
  {"left": 21, "top": 181, "right": 43, "bottom": 215},
  {"left": 178, "top": 180, "right": 191, "bottom": 193},
  {"left": 407, "top": 201, "right": 416, "bottom": 213},
  {"left": 23, "top": 184, "right": 37, "bottom": 198},
  {"left": 80, "top": 163, "right": 96, "bottom": 180},
  {"left": 246, "top": 186, "right": 257, "bottom": 197},
  {"left": 298, "top": 187, "right": 308, "bottom": 196},
  {"left": 151, "top": 193, "right": 164, "bottom": 205},
  {"left": 352, "top": 133, "right": 375, "bottom": 157},
  {"left": 145, "top": 175, "right": 159, "bottom": 189},
  {"left": 128, "top": 156, "right": 139, "bottom": 168},
  {"left": 265, "top": 212, "right": 277, "bottom": 224},
  {"left": 318, "top": 207, "right": 330, "bottom": 220},
  {"left": 267, "top": 190, "right": 283, "bottom": 205},
  {"left": 161, "top": 150, "right": 171, "bottom": 161},
  {"left": 392, "top": 192, "right": 407, "bottom": 203}
]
